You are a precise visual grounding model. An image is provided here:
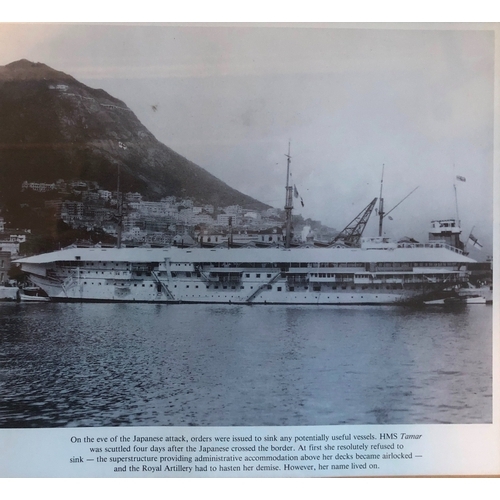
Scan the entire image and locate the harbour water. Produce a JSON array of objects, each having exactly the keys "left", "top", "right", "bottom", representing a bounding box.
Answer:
[{"left": 0, "top": 302, "right": 492, "bottom": 428}]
